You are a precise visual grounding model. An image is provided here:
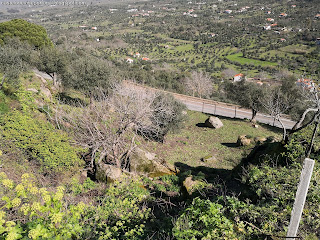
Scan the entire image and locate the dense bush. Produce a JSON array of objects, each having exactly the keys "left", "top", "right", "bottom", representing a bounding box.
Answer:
[
  {"left": 0, "top": 173, "right": 151, "bottom": 240},
  {"left": 138, "top": 93, "right": 187, "bottom": 142},
  {"left": 173, "top": 197, "right": 237, "bottom": 240},
  {"left": 0, "top": 111, "right": 83, "bottom": 173},
  {"left": 0, "top": 19, "right": 53, "bottom": 48}
]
